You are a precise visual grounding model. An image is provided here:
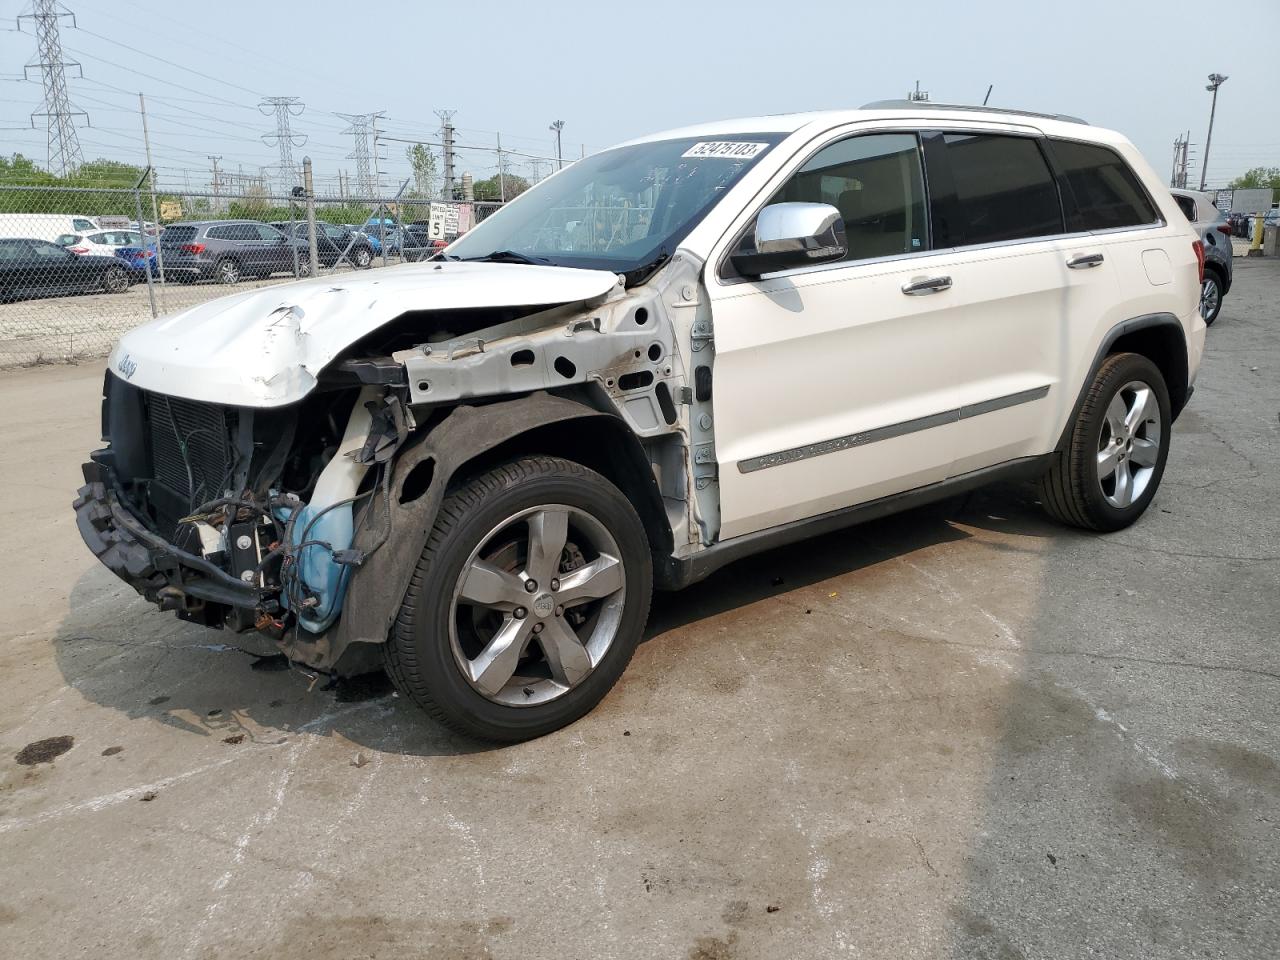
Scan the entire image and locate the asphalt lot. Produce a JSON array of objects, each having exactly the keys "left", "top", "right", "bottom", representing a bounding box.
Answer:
[{"left": 1, "top": 259, "right": 1277, "bottom": 959}]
